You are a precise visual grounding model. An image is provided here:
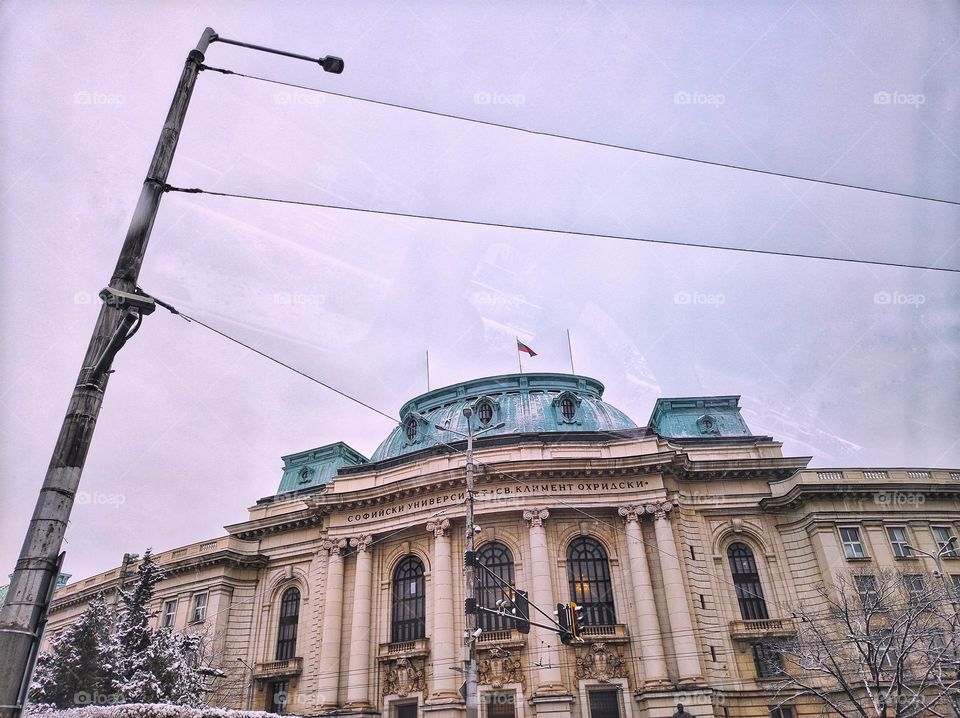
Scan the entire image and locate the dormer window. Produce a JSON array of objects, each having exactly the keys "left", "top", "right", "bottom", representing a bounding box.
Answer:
[
  {"left": 405, "top": 417, "right": 419, "bottom": 442},
  {"left": 552, "top": 391, "right": 583, "bottom": 425},
  {"left": 478, "top": 401, "right": 493, "bottom": 425}
]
